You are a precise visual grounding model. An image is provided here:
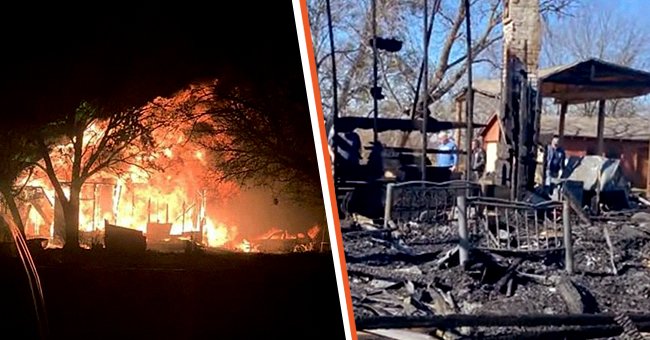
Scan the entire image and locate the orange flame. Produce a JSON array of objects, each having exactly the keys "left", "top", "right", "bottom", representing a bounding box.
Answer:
[{"left": 14, "top": 86, "right": 318, "bottom": 253}]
